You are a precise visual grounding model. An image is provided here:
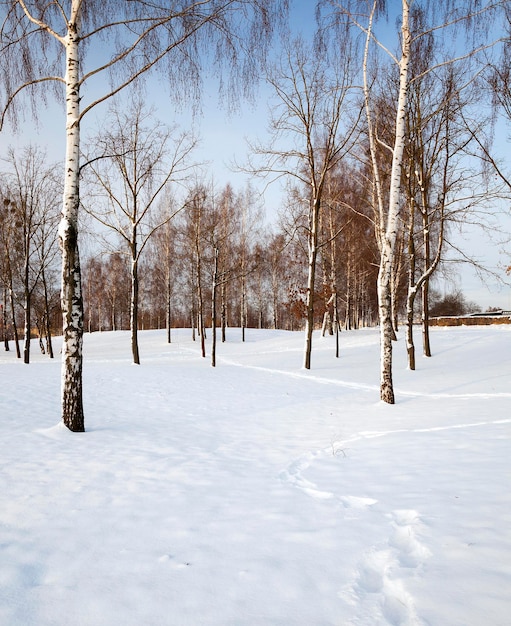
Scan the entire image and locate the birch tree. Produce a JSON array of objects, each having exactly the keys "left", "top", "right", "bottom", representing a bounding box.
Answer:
[
  {"left": 0, "top": 192, "right": 21, "bottom": 356},
  {"left": 181, "top": 184, "right": 211, "bottom": 357},
  {"left": 235, "top": 184, "right": 263, "bottom": 342},
  {"left": 321, "top": 0, "right": 505, "bottom": 402},
  {"left": 213, "top": 184, "right": 241, "bottom": 343},
  {"left": 363, "top": 0, "right": 411, "bottom": 403},
  {"left": 146, "top": 203, "right": 181, "bottom": 344},
  {"left": 0, "top": 0, "right": 287, "bottom": 431},
  {"left": 1, "top": 146, "right": 60, "bottom": 363},
  {"left": 207, "top": 187, "right": 235, "bottom": 365},
  {"left": 318, "top": 163, "right": 373, "bottom": 353},
  {"left": 250, "top": 34, "right": 359, "bottom": 369},
  {"left": 83, "top": 101, "right": 195, "bottom": 364},
  {"left": 402, "top": 64, "right": 462, "bottom": 369}
]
